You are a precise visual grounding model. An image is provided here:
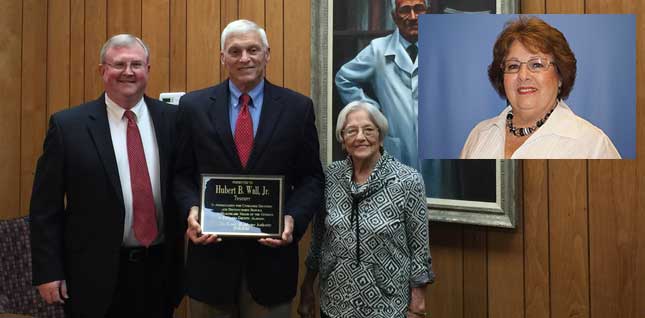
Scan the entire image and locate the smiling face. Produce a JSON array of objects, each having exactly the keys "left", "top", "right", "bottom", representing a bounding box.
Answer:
[
  {"left": 342, "top": 109, "right": 382, "bottom": 163},
  {"left": 100, "top": 44, "right": 149, "bottom": 109},
  {"left": 503, "top": 40, "right": 560, "bottom": 120},
  {"left": 221, "top": 31, "right": 270, "bottom": 92}
]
